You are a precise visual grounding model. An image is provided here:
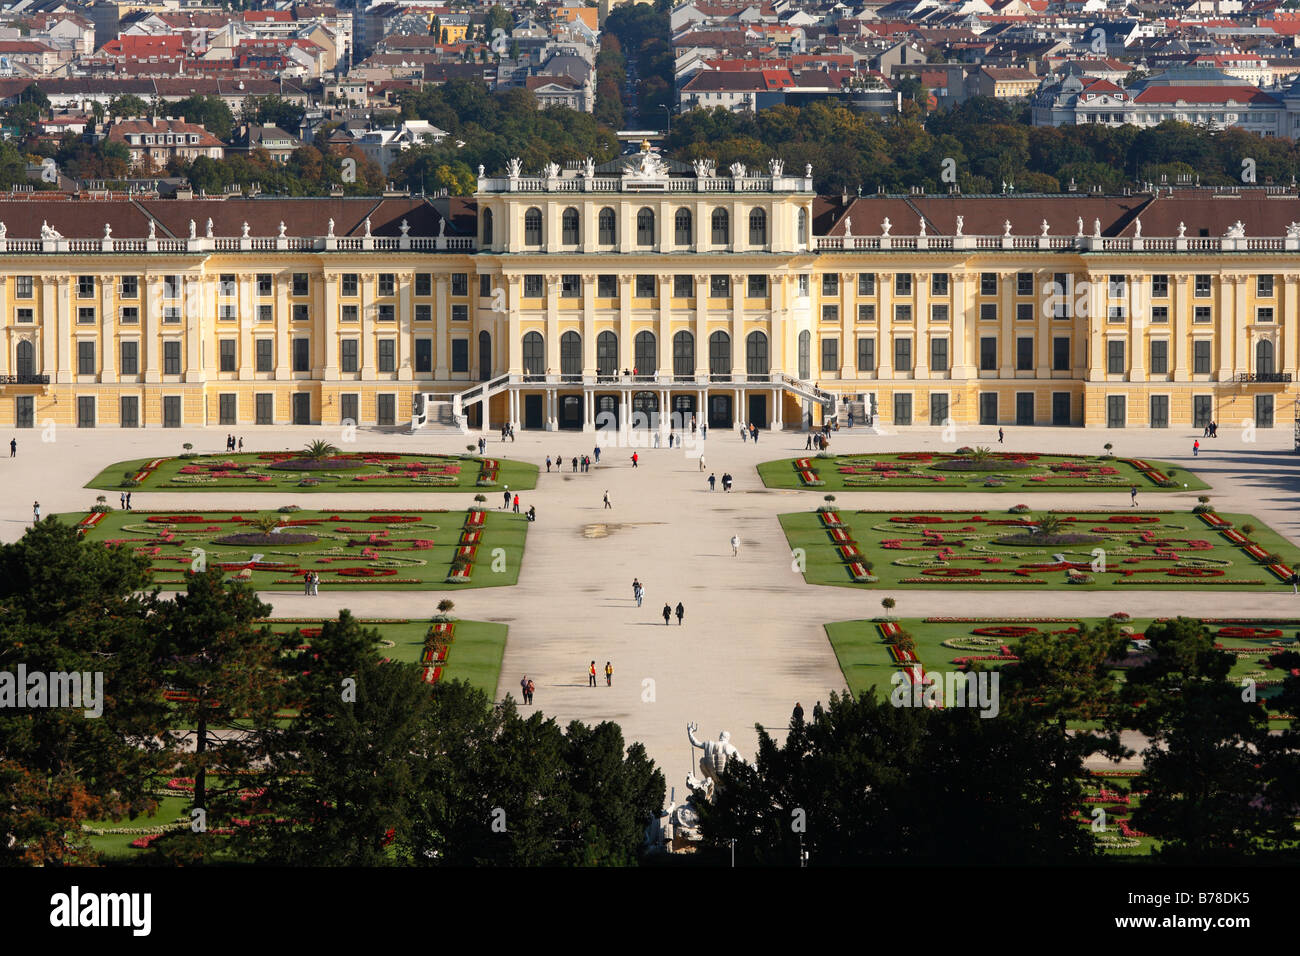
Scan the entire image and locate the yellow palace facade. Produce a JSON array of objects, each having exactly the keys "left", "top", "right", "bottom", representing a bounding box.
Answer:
[{"left": 2, "top": 148, "right": 1299, "bottom": 433}]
